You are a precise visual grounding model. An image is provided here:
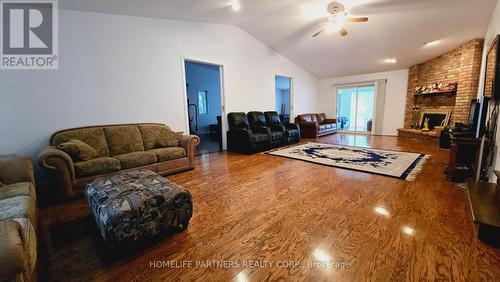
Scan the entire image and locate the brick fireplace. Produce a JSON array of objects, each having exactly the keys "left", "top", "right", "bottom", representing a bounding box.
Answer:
[{"left": 399, "top": 39, "right": 484, "bottom": 139}]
